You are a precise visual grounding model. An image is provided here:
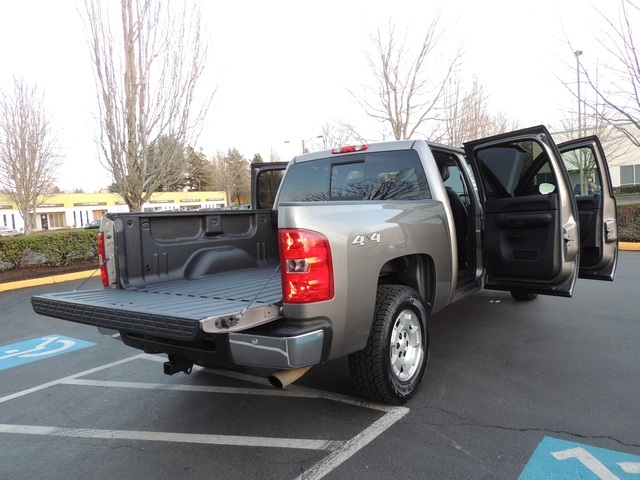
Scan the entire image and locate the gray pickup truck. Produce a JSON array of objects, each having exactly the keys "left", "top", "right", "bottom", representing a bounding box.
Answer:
[{"left": 31, "top": 126, "right": 618, "bottom": 405}]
